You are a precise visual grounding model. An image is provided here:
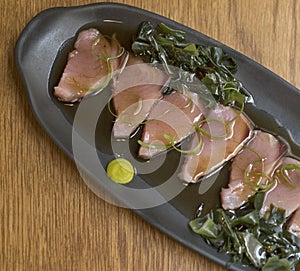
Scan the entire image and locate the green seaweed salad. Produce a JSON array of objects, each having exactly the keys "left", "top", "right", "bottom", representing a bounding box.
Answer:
[
  {"left": 132, "top": 22, "right": 300, "bottom": 270},
  {"left": 131, "top": 21, "right": 253, "bottom": 108},
  {"left": 190, "top": 193, "right": 300, "bottom": 270}
]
